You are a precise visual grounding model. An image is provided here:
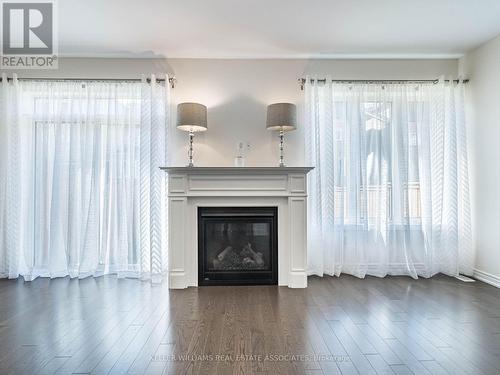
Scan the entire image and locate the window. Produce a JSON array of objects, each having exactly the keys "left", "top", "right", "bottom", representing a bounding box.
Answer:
[{"left": 331, "top": 100, "right": 422, "bottom": 223}]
